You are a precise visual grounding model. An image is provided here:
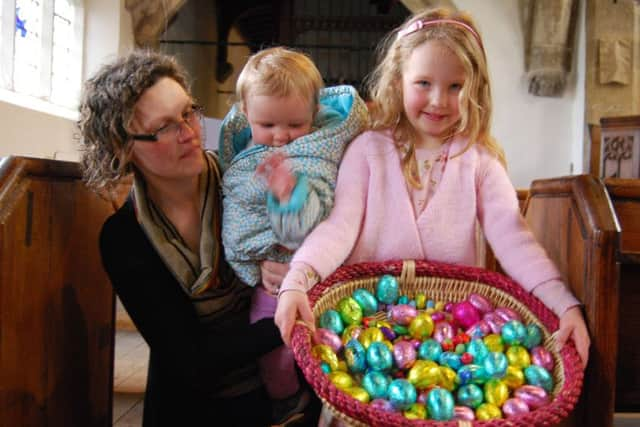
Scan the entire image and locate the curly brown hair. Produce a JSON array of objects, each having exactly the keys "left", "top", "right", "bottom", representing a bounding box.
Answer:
[{"left": 78, "top": 49, "right": 191, "bottom": 195}]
